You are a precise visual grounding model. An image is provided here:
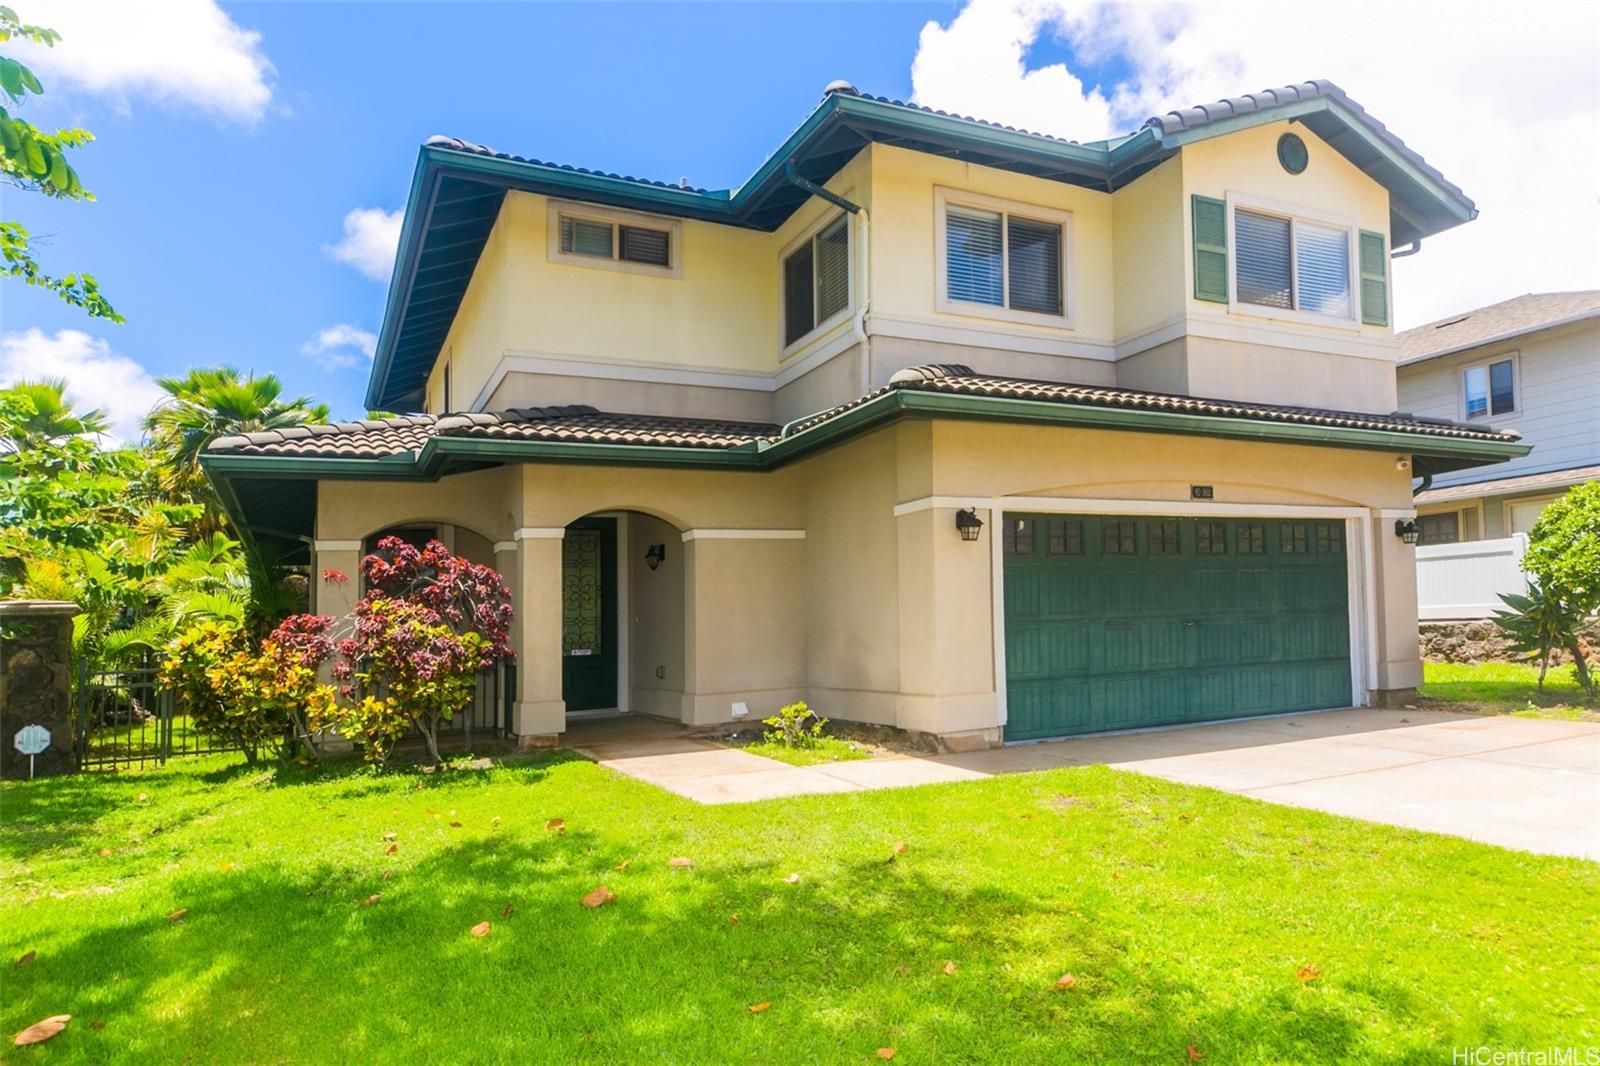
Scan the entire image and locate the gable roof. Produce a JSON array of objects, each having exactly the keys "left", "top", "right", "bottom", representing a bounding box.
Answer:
[
  {"left": 367, "top": 80, "right": 1476, "bottom": 410},
  {"left": 1396, "top": 291, "right": 1600, "bottom": 366}
]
